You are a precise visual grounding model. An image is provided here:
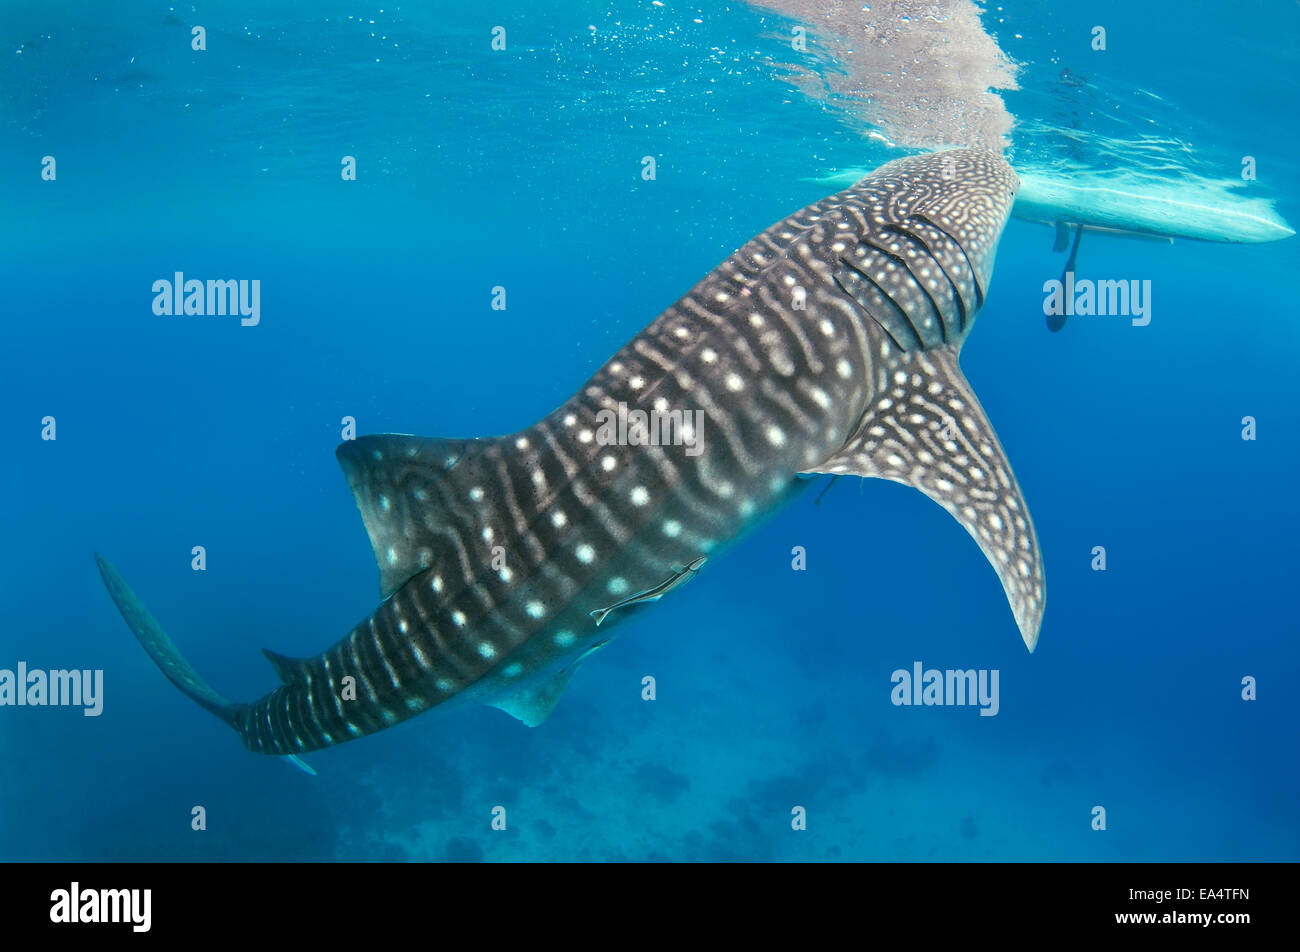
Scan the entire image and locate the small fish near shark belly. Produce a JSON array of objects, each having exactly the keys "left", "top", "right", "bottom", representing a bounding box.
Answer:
[
  {"left": 590, "top": 557, "right": 708, "bottom": 627},
  {"left": 95, "top": 147, "right": 1044, "bottom": 766}
]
